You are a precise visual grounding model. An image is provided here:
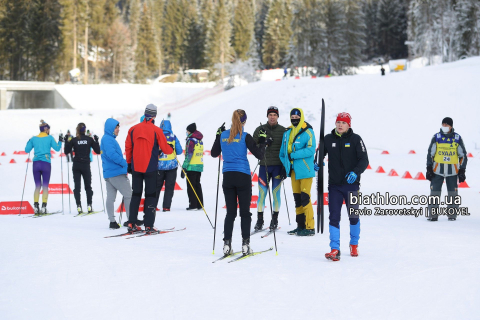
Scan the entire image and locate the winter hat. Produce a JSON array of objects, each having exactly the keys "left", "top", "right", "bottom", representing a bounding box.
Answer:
[
  {"left": 186, "top": 123, "right": 196, "bottom": 133},
  {"left": 290, "top": 108, "right": 301, "bottom": 117},
  {"left": 39, "top": 120, "right": 50, "bottom": 132},
  {"left": 145, "top": 104, "right": 157, "bottom": 118},
  {"left": 442, "top": 117, "right": 453, "bottom": 127},
  {"left": 267, "top": 106, "right": 279, "bottom": 117},
  {"left": 336, "top": 112, "right": 352, "bottom": 127}
]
